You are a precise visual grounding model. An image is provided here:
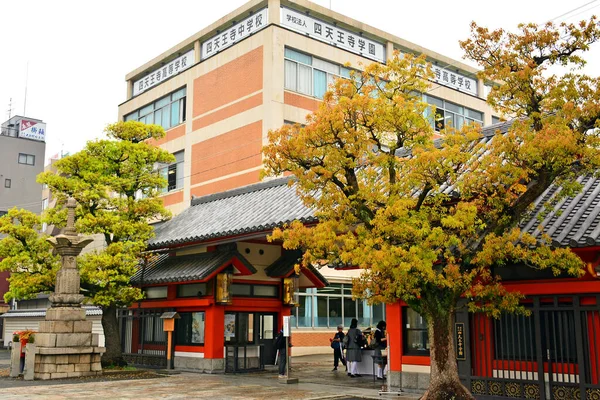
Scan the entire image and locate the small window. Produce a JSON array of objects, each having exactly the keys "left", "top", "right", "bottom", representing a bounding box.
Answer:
[
  {"left": 253, "top": 285, "right": 278, "bottom": 297},
  {"left": 18, "top": 153, "right": 35, "bottom": 166},
  {"left": 144, "top": 286, "right": 168, "bottom": 299},
  {"left": 176, "top": 312, "right": 205, "bottom": 345},
  {"left": 0, "top": 211, "right": 7, "bottom": 217},
  {"left": 403, "top": 307, "right": 430, "bottom": 356},
  {"left": 231, "top": 284, "right": 252, "bottom": 296},
  {"left": 177, "top": 283, "right": 208, "bottom": 298},
  {"left": 4, "top": 179, "right": 11, "bottom": 188}
]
